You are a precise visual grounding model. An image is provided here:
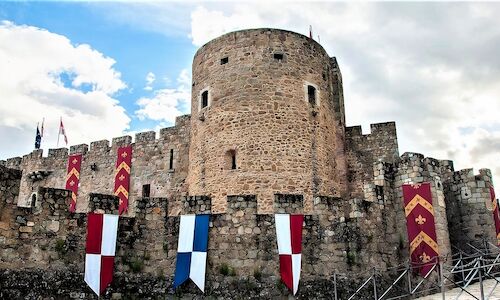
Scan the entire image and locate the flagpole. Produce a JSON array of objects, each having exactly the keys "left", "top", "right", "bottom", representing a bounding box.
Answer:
[
  {"left": 57, "top": 117, "right": 61, "bottom": 148},
  {"left": 40, "top": 117, "right": 44, "bottom": 148}
]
